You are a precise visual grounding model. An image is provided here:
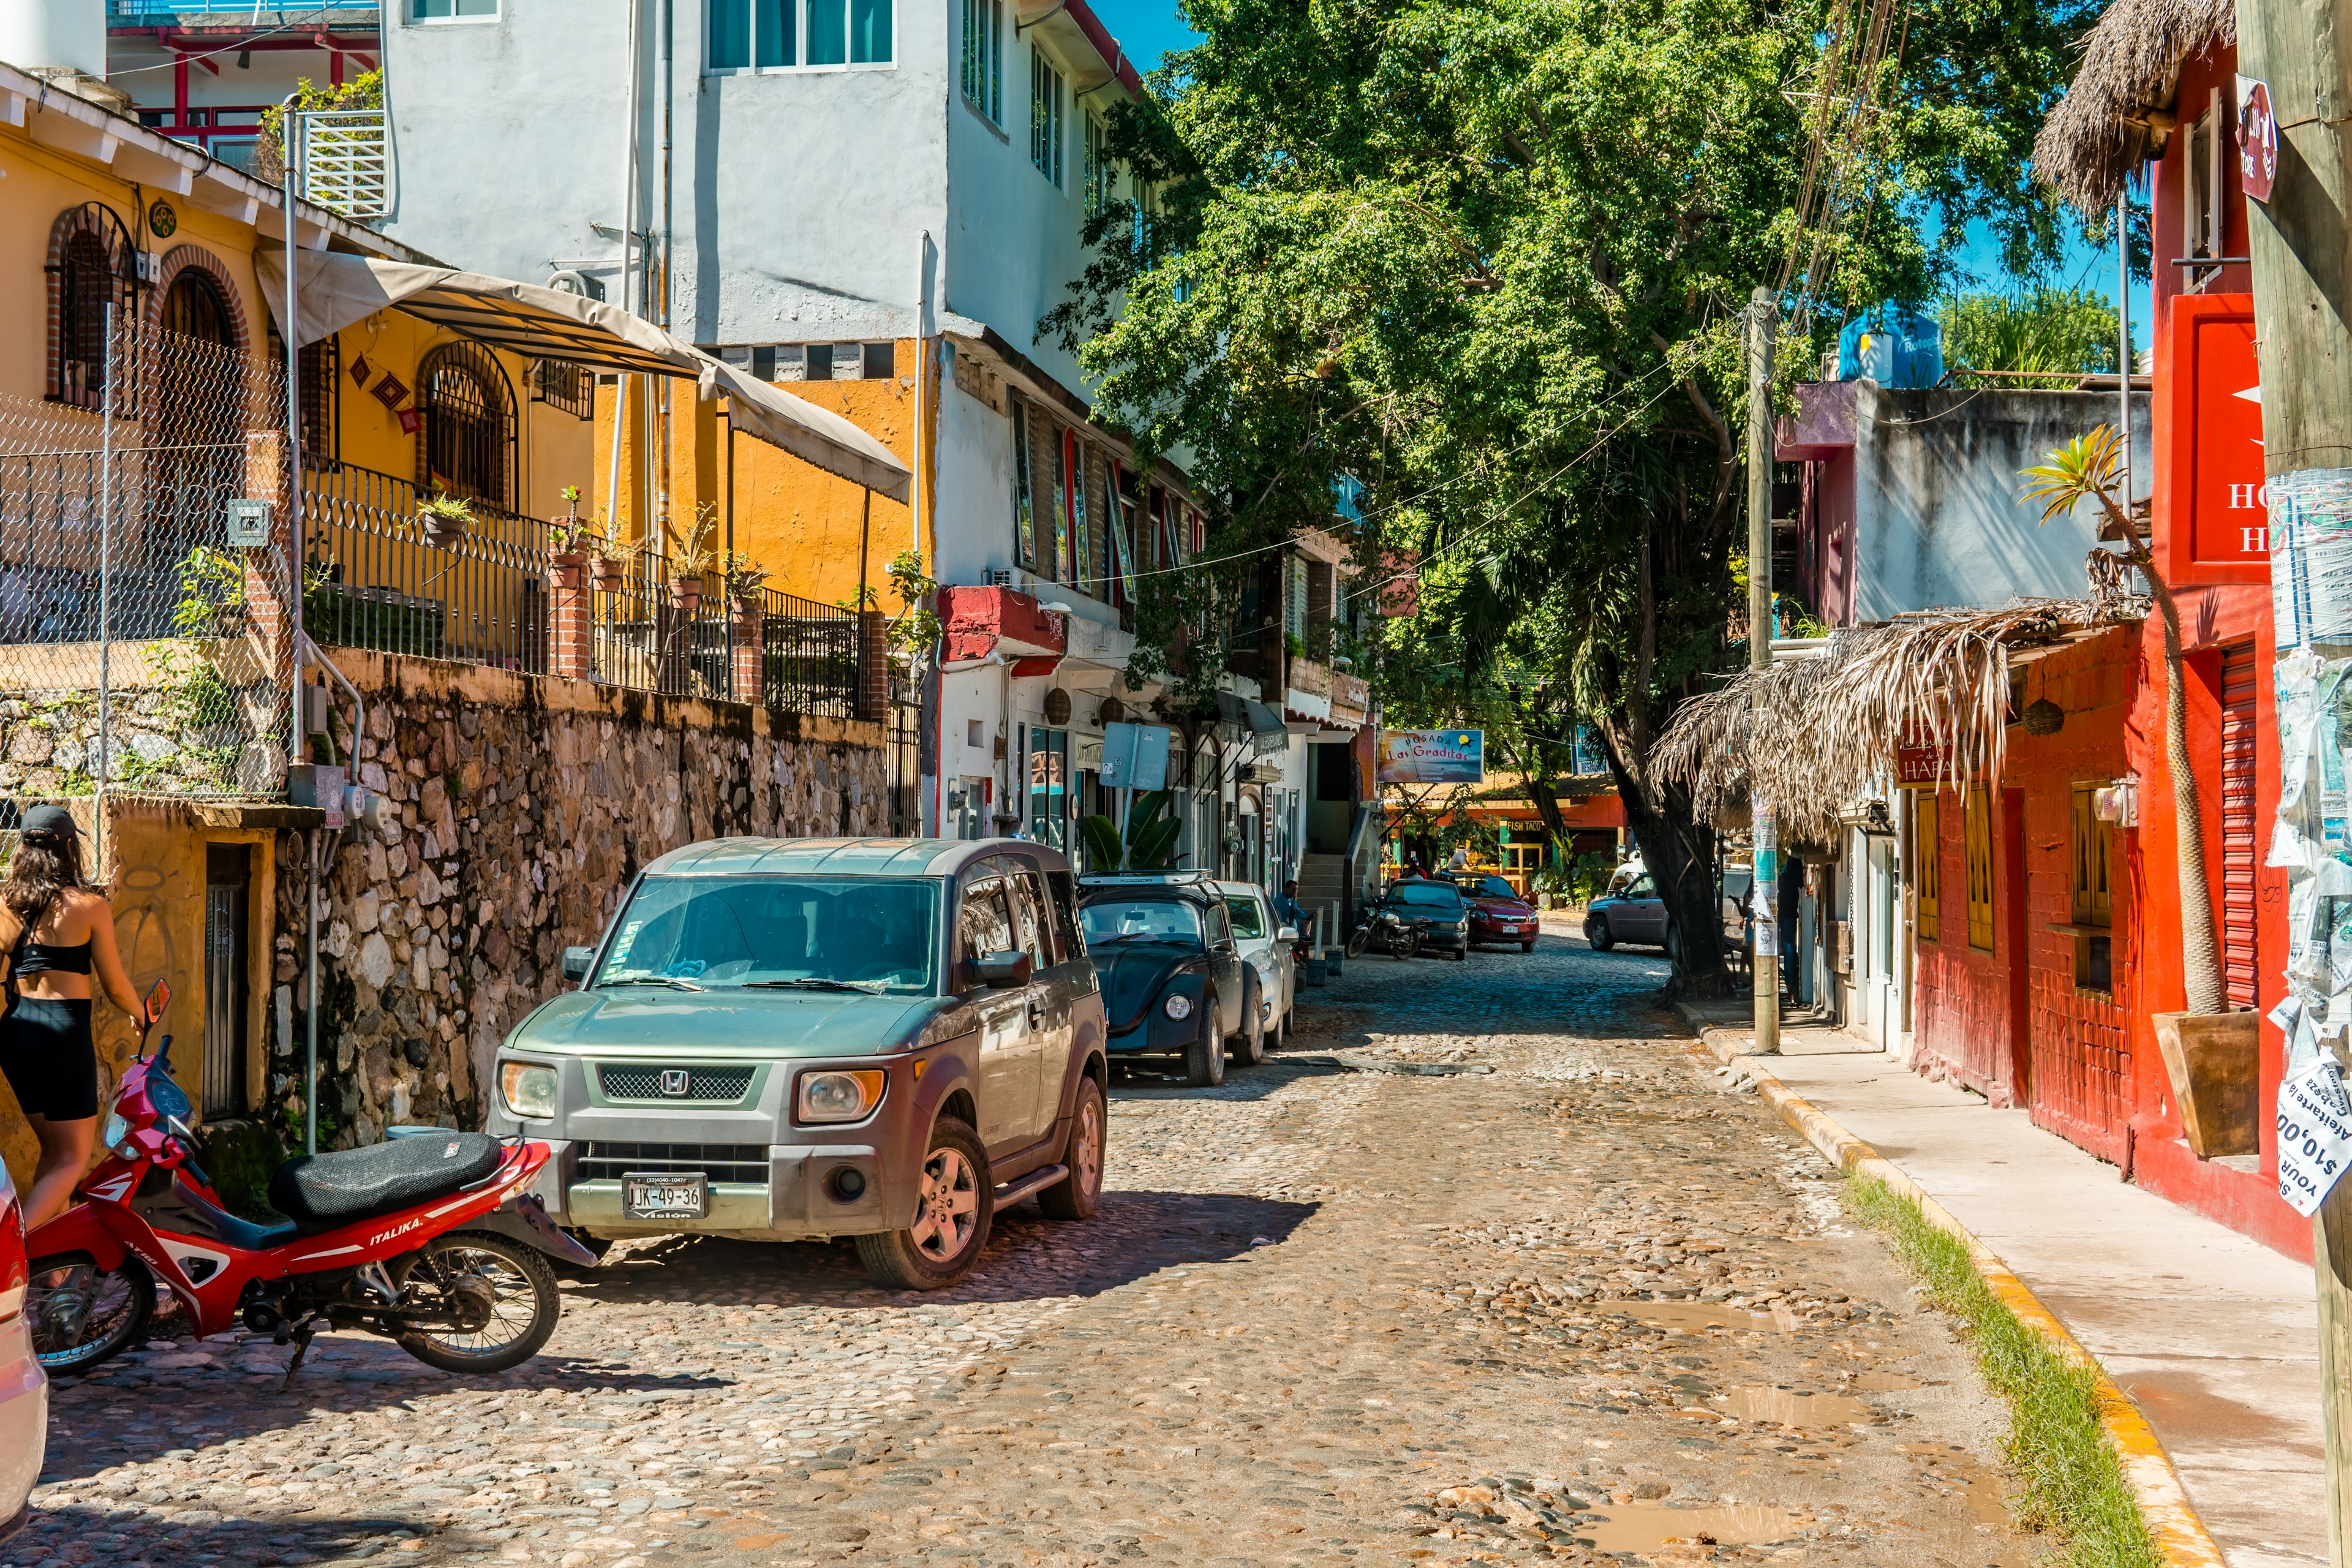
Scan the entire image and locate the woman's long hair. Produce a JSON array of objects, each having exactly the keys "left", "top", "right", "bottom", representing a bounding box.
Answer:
[{"left": 4, "top": 831, "right": 85, "bottom": 926}]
